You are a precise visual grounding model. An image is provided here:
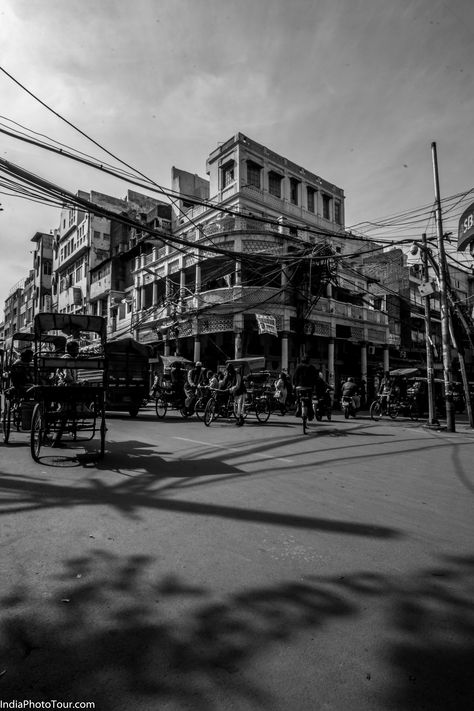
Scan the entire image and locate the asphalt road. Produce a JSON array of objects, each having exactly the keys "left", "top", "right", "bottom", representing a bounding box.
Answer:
[{"left": 0, "top": 406, "right": 473, "bottom": 710}]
